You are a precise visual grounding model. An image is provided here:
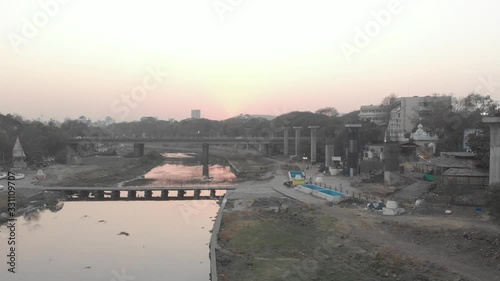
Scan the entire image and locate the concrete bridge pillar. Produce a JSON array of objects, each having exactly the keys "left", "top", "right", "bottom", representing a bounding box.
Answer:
[
  {"left": 309, "top": 126, "right": 319, "bottom": 163},
  {"left": 178, "top": 190, "right": 185, "bottom": 198},
  {"left": 133, "top": 143, "right": 145, "bottom": 157},
  {"left": 161, "top": 190, "right": 169, "bottom": 199},
  {"left": 384, "top": 142, "right": 401, "bottom": 185},
  {"left": 346, "top": 124, "right": 362, "bottom": 177},
  {"left": 325, "top": 145, "right": 334, "bottom": 167},
  {"left": 128, "top": 190, "right": 136, "bottom": 199},
  {"left": 145, "top": 190, "right": 153, "bottom": 199},
  {"left": 293, "top": 127, "right": 302, "bottom": 157},
  {"left": 202, "top": 143, "right": 209, "bottom": 177},
  {"left": 210, "top": 189, "right": 216, "bottom": 198},
  {"left": 79, "top": 190, "right": 89, "bottom": 199},
  {"left": 111, "top": 190, "right": 120, "bottom": 199},
  {"left": 95, "top": 190, "right": 104, "bottom": 200},
  {"left": 194, "top": 190, "right": 201, "bottom": 199},
  {"left": 483, "top": 117, "right": 500, "bottom": 185},
  {"left": 283, "top": 128, "right": 289, "bottom": 156},
  {"left": 265, "top": 143, "right": 272, "bottom": 156}
]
